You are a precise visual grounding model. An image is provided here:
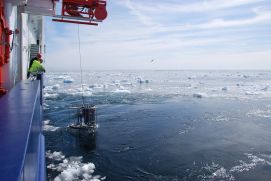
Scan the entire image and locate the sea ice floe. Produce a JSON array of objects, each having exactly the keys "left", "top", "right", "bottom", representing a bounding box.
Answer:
[
  {"left": 83, "top": 91, "right": 93, "bottom": 96},
  {"left": 63, "top": 78, "right": 74, "bottom": 83},
  {"left": 76, "top": 86, "right": 92, "bottom": 92},
  {"left": 54, "top": 76, "right": 66, "bottom": 80},
  {"left": 72, "top": 89, "right": 93, "bottom": 96},
  {"left": 114, "top": 83, "right": 121, "bottom": 88},
  {"left": 89, "top": 84, "right": 99, "bottom": 88},
  {"left": 113, "top": 89, "right": 131, "bottom": 94},
  {"left": 44, "top": 93, "right": 59, "bottom": 99},
  {"left": 43, "top": 120, "right": 60, "bottom": 132},
  {"left": 137, "top": 77, "right": 149, "bottom": 84},
  {"left": 44, "top": 120, "right": 50, "bottom": 125},
  {"left": 122, "top": 82, "right": 133, "bottom": 86},
  {"left": 107, "top": 83, "right": 115, "bottom": 87},
  {"left": 144, "top": 88, "right": 153, "bottom": 92},
  {"left": 52, "top": 84, "right": 60, "bottom": 90},
  {"left": 120, "top": 80, "right": 128, "bottom": 83},
  {"left": 261, "top": 85, "right": 269, "bottom": 91},
  {"left": 208, "top": 115, "right": 230, "bottom": 122},
  {"left": 46, "top": 150, "right": 105, "bottom": 181},
  {"left": 102, "top": 84, "right": 108, "bottom": 89},
  {"left": 245, "top": 91, "right": 260, "bottom": 96},
  {"left": 89, "top": 84, "right": 104, "bottom": 90},
  {"left": 187, "top": 76, "right": 193, "bottom": 80},
  {"left": 44, "top": 124, "right": 60, "bottom": 132},
  {"left": 46, "top": 150, "right": 65, "bottom": 161},
  {"left": 193, "top": 93, "right": 207, "bottom": 98}
]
